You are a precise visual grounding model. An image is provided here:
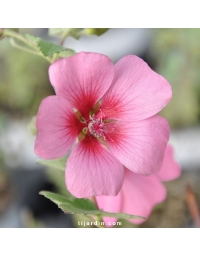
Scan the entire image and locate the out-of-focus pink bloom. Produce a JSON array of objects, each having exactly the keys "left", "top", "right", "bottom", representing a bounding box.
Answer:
[
  {"left": 34, "top": 52, "right": 172, "bottom": 198},
  {"left": 95, "top": 145, "right": 181, "bottom": 226}
]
